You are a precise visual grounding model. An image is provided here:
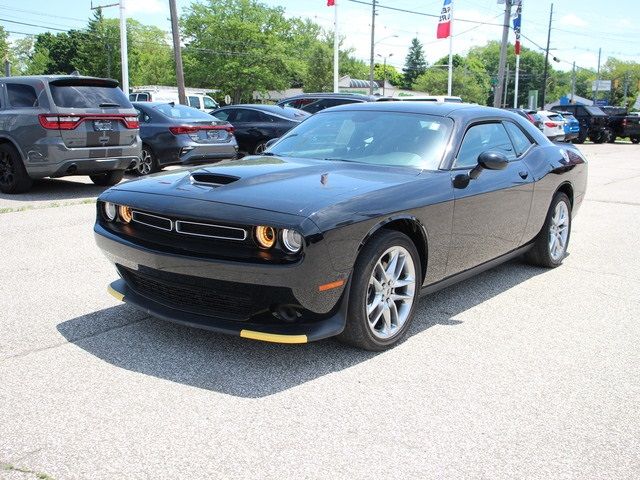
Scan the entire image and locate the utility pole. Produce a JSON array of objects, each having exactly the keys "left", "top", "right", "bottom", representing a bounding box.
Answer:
[
  {"left": 503, "top": 63, "right": 509, "bottom": 108},
  {"left": 623, "top": 71, "right": 629, "bottom": 108},
  {"left": 169, "top": 0, "right": 186, "bottom": 105},
  {"left": 540, "top": 2, "right": 553, "bottom": 109},
  {"left": 493, "top": 0, "right": 512, "bottom": 108},
  {"left": 593, "top": 47, "right": 602, "bottom": 105},
  {"left": 368, "top": 0, "right": 377, "bottom": 95},
  {"left": 571, "top": 61, "right": 576, "bottom": 103},
  {"left": 369, "top": 0, "right": 376, "bottom": 95}
]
